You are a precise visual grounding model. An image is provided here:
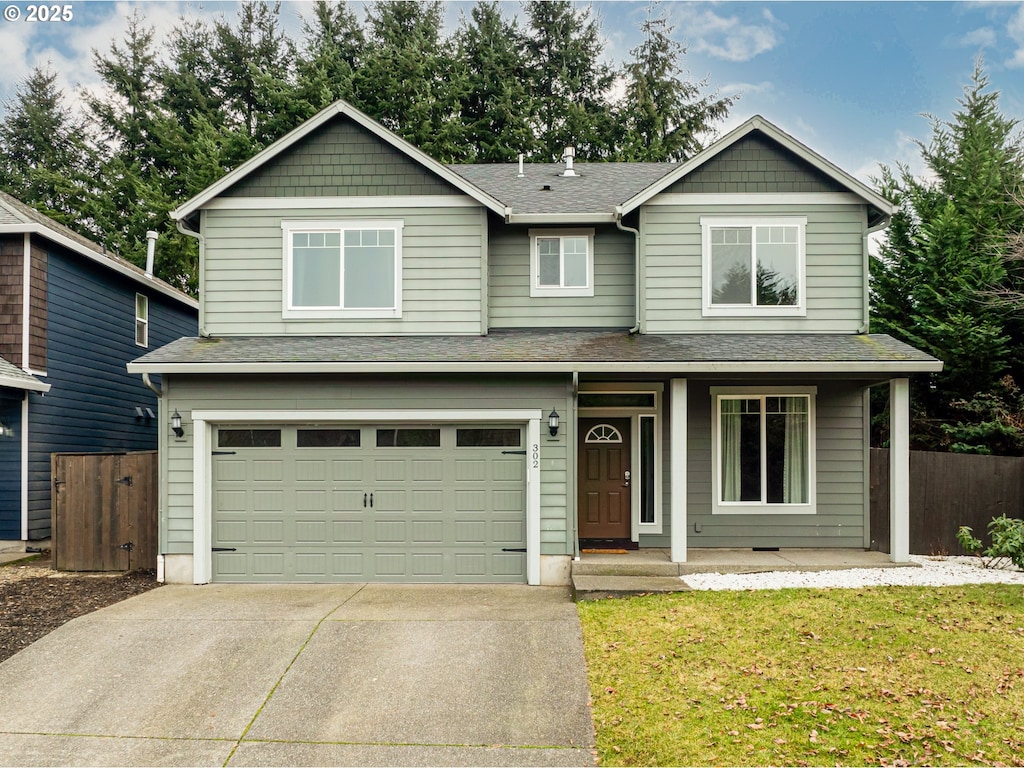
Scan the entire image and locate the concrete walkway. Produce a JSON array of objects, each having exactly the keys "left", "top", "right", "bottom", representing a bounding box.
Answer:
[{"left": 0, "top": 584, "right": 596, "bottom": 767}]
